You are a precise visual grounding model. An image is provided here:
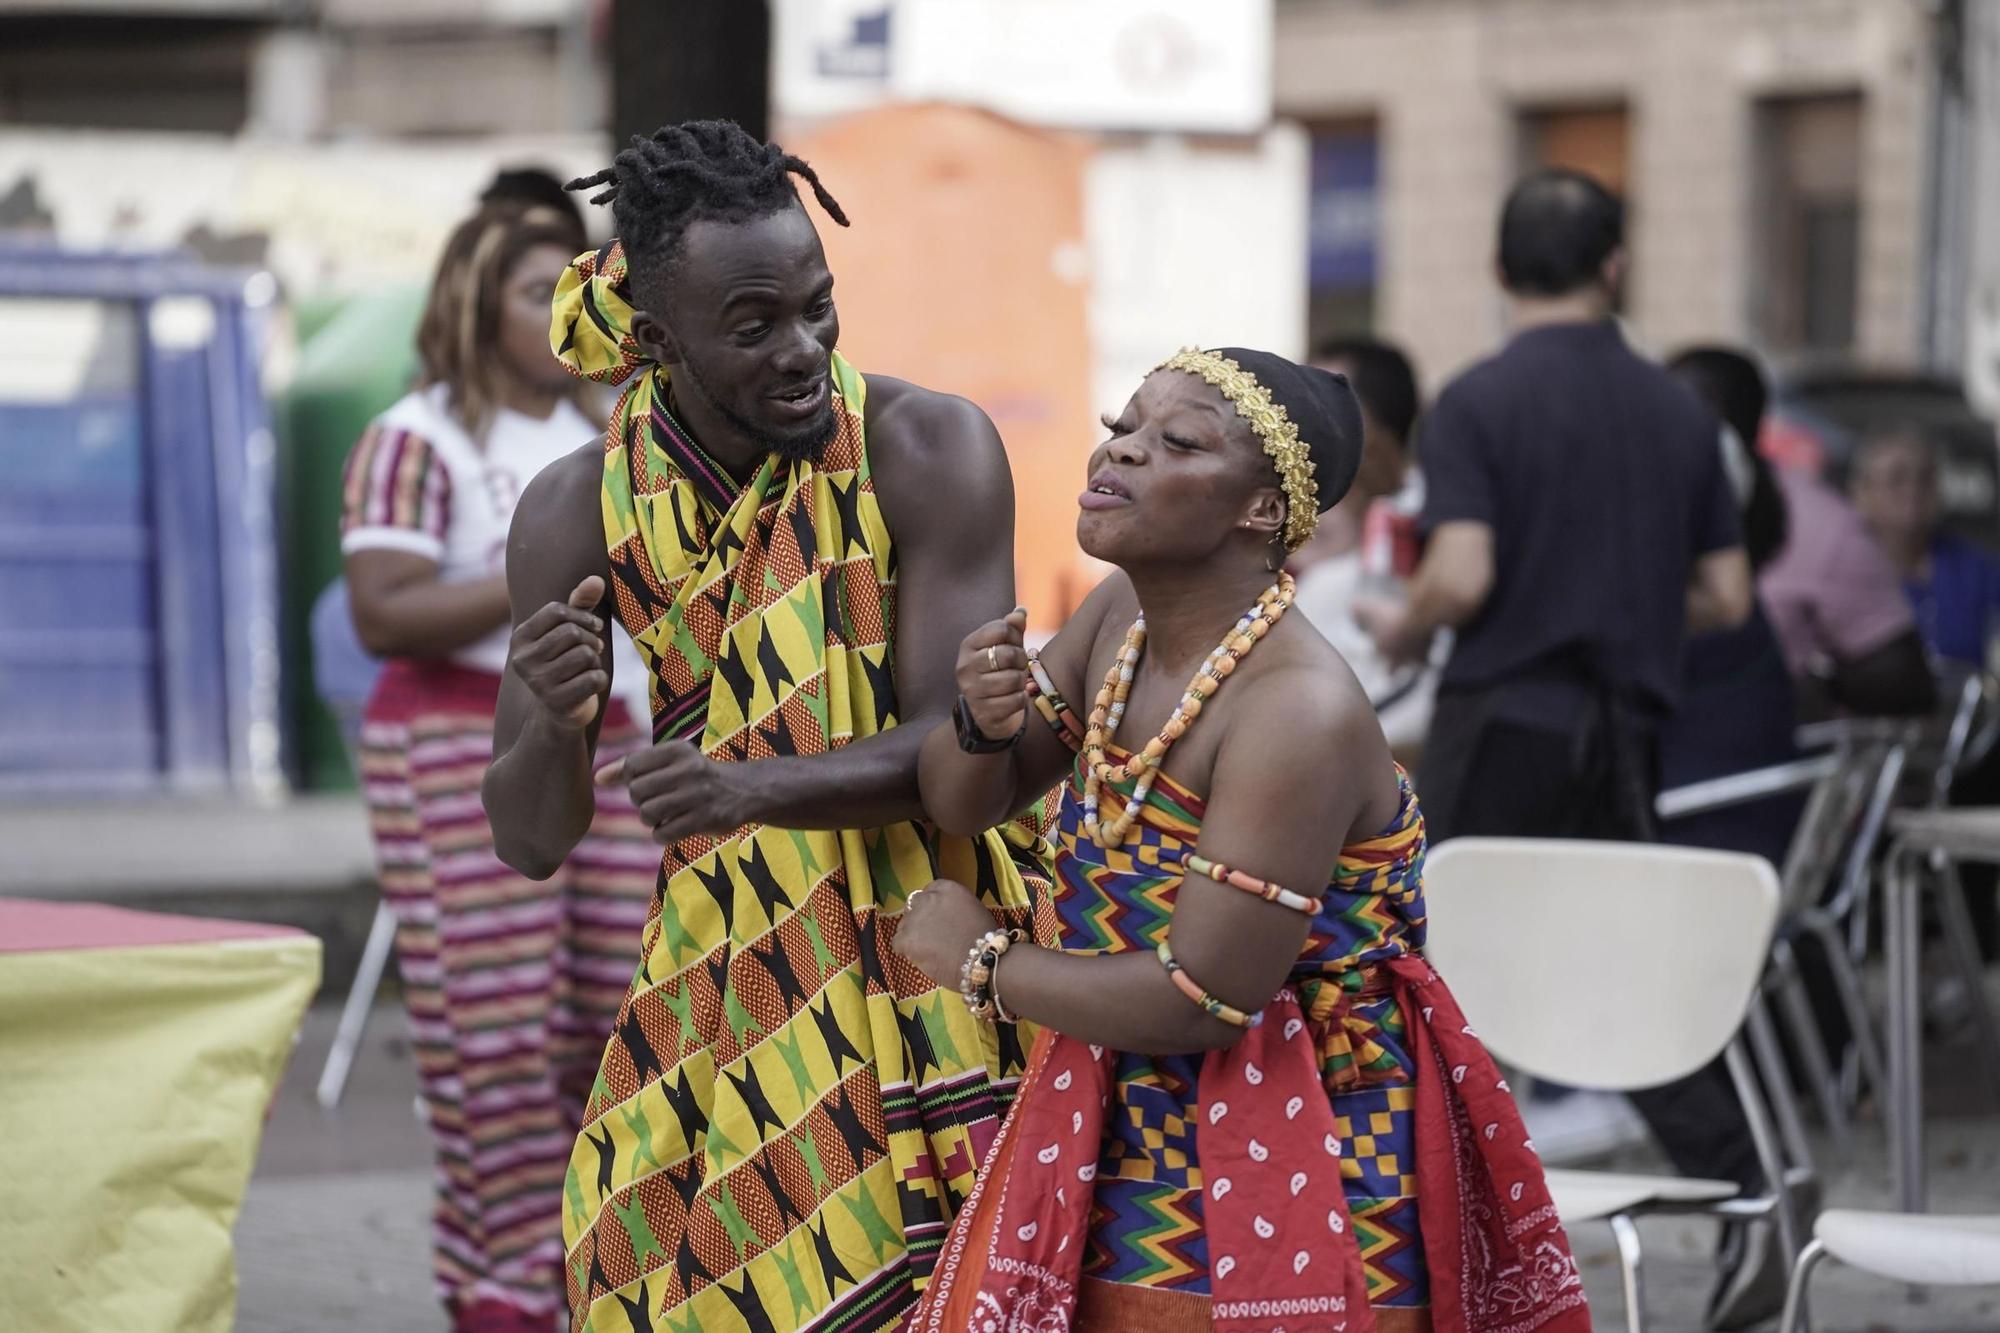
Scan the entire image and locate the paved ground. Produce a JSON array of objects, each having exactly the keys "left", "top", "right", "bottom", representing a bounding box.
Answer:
[{"left": 236, "top": 997, "right": 2000, "bottom": 1332}]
